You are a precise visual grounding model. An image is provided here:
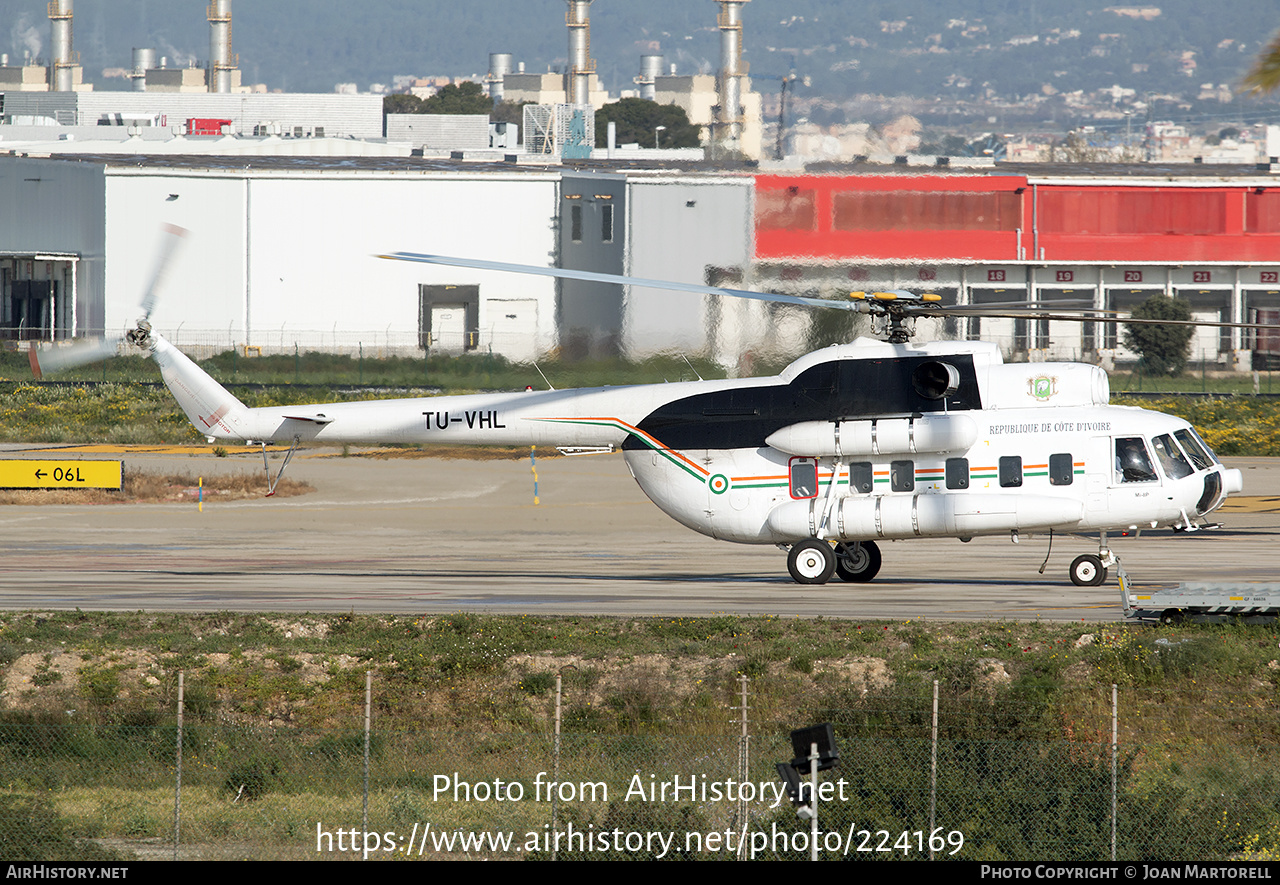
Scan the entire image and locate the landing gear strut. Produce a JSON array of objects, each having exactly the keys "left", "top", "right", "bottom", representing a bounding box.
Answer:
[
  {"left": 262, "top": 435, "right": 300, "bottom": 497},
  {"left": 1069, "top": 531, "right": 1116, "bottom": 587}
]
